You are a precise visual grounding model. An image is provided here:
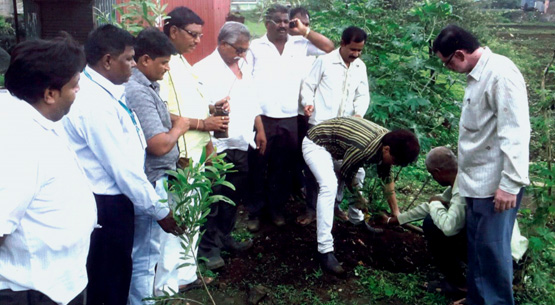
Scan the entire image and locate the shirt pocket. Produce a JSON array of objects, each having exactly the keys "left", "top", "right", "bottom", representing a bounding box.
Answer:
[{"left": 460, "top": 96, "right": 482, "bottom": 132}]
